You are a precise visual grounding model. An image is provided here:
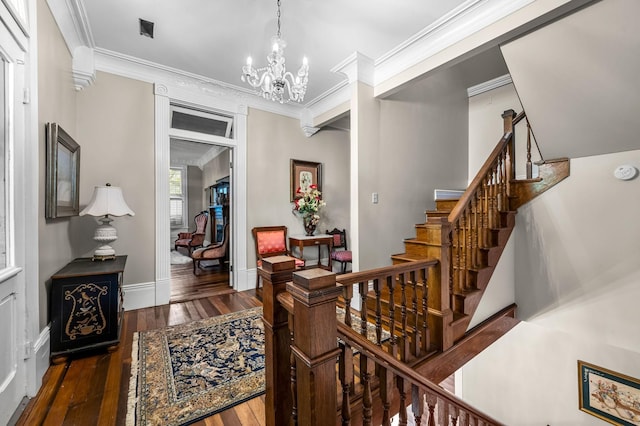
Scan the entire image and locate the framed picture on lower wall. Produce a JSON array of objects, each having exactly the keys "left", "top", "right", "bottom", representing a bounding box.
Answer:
[{"left": 578, "top": 360, "right": 640, "bottom": 425}]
